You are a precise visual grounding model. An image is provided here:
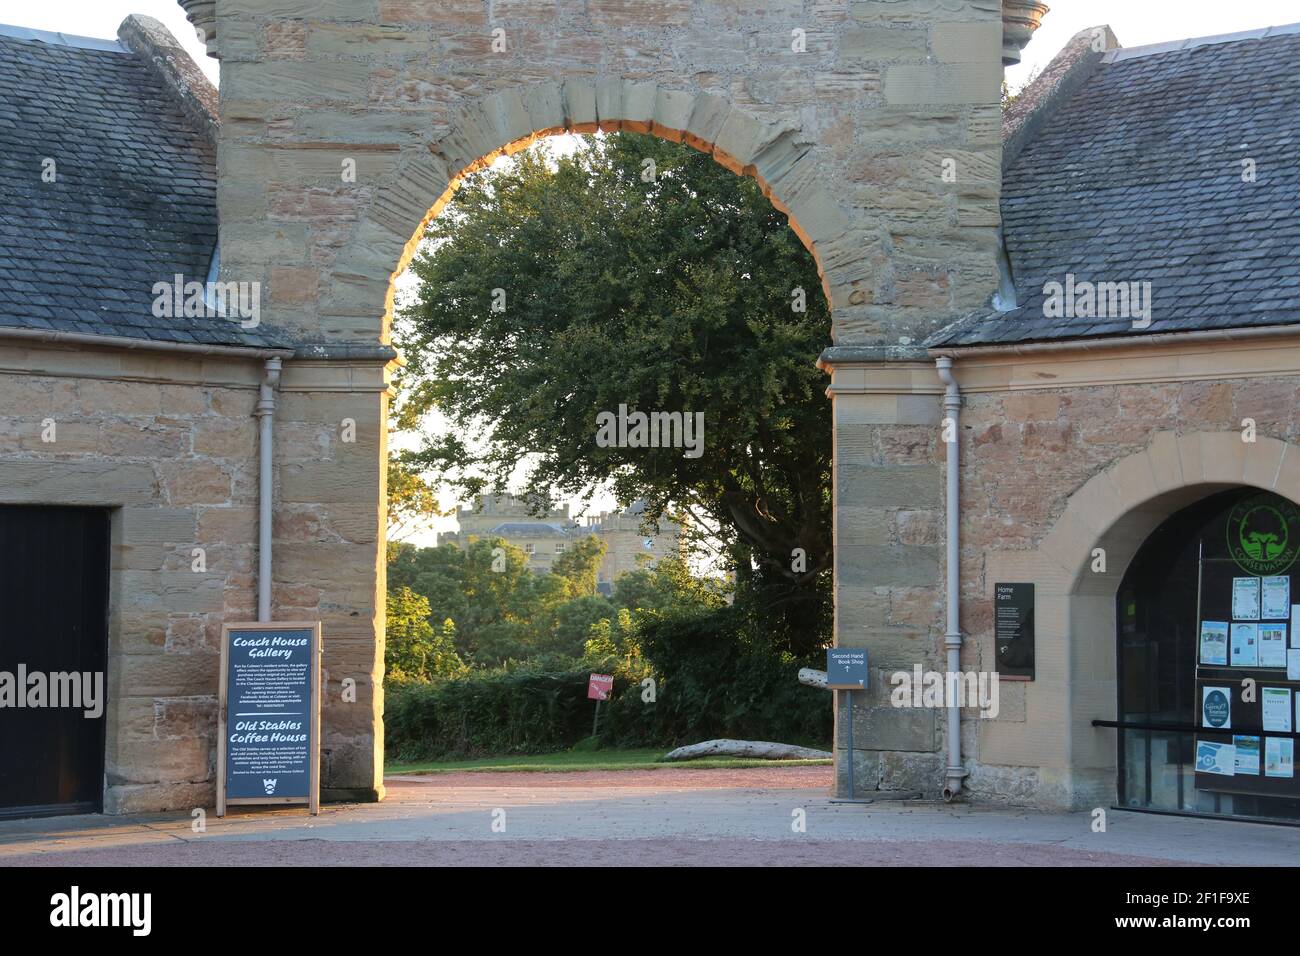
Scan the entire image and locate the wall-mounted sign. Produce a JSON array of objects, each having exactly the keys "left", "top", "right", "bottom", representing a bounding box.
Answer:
[
  {"left": 995, "top": 583, "right": 1035, "bottom": 680},
  {"left": 826, "top": 648, "right": 868, "bottom": 689},
  {"left": 218, "top": 622, "right": 321, "bottom": 816}
]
